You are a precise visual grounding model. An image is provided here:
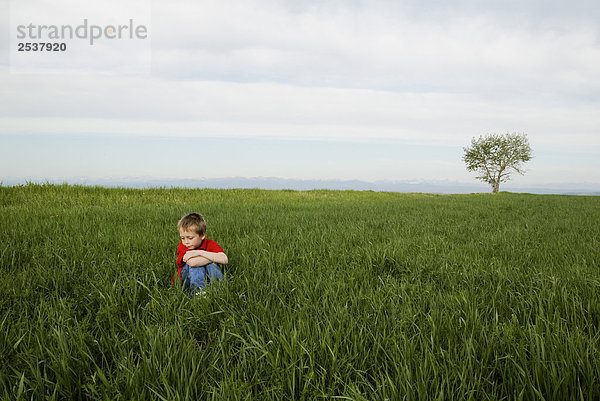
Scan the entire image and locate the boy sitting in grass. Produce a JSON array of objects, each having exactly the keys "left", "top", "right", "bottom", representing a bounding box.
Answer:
[{"left": 173, "top": 213, "right": 228, "bottom": 295}]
